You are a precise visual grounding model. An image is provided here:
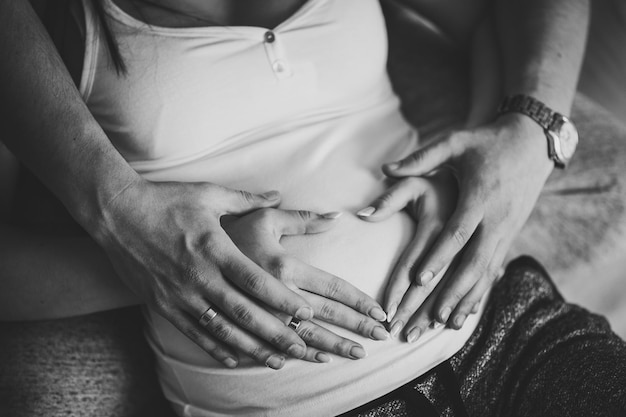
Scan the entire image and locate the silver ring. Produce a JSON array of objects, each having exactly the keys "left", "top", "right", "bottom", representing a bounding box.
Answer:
[
  {"left": 199, "top": 306, "right": 218, "bottom": 327},
  {"left": 287, "top": 317, "right": 301, "bottom": 331}
]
